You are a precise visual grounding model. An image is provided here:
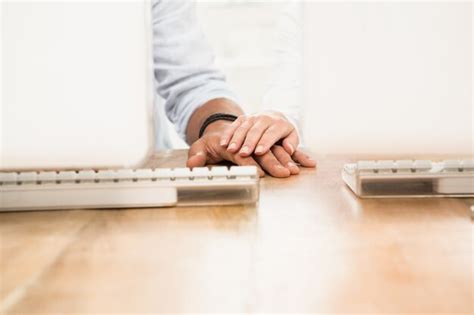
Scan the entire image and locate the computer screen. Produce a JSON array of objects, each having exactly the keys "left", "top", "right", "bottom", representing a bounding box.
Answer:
[
  {"left": 302, "top": 2, "right": 472, "bottom": 156},
  {"left": 1, "top": 1, "right": 154, "bottom": 170}
]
